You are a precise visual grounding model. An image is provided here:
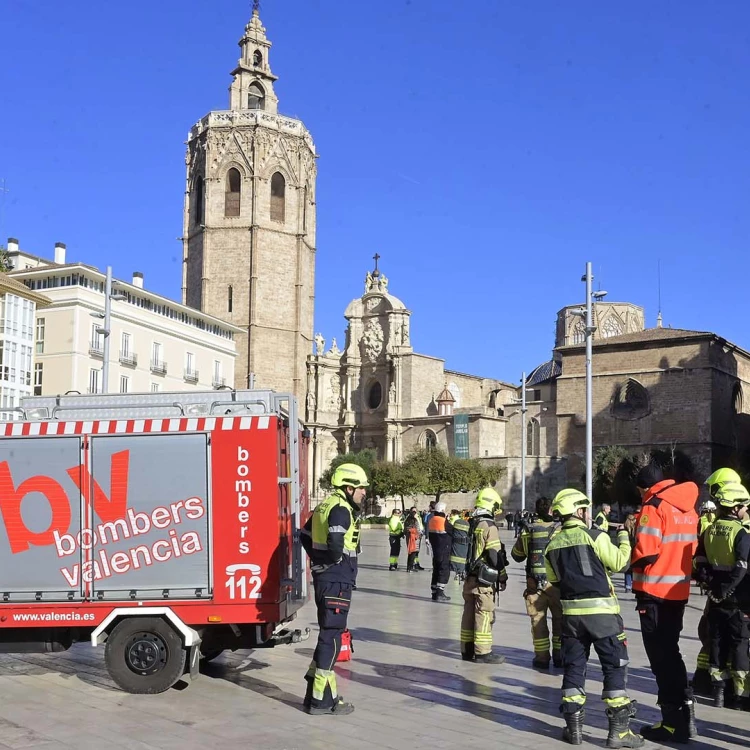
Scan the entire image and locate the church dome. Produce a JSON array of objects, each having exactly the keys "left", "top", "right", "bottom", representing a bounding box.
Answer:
[{"left": 436, "top": 385, "right": 456, "bottom": 403}]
